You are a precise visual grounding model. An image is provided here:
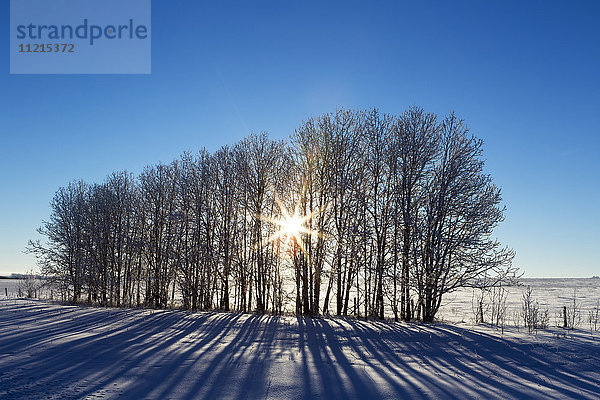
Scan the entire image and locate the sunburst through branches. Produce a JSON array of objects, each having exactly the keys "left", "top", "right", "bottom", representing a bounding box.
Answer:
[{"left": 262, "top": 198, "right": 321, "bottom": 258}]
